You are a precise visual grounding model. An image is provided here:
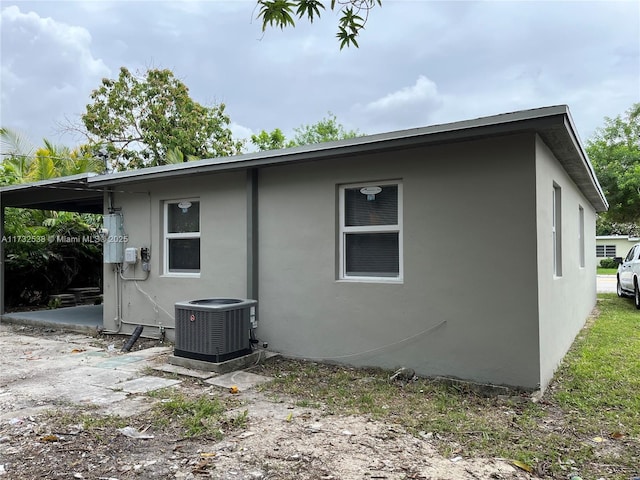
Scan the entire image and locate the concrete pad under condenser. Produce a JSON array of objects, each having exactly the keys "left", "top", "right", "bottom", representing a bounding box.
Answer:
[
  {"left": 205, "top": 371, "right": 273, "bottom": 391},
  {"left": 114, "top": 376, "right": 181, "bottom": 394},
  {"left": 168, "top": 350, "right": 263, "bottom": 374}
]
